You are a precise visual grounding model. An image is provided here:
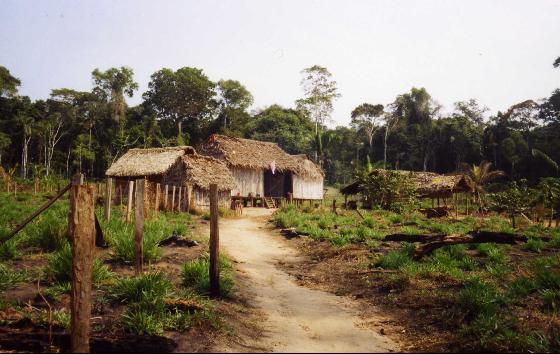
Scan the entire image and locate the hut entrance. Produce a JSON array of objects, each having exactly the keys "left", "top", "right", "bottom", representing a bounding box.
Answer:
[{"left": 264, "top": 170, "right": 292, "bottom": 198}]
